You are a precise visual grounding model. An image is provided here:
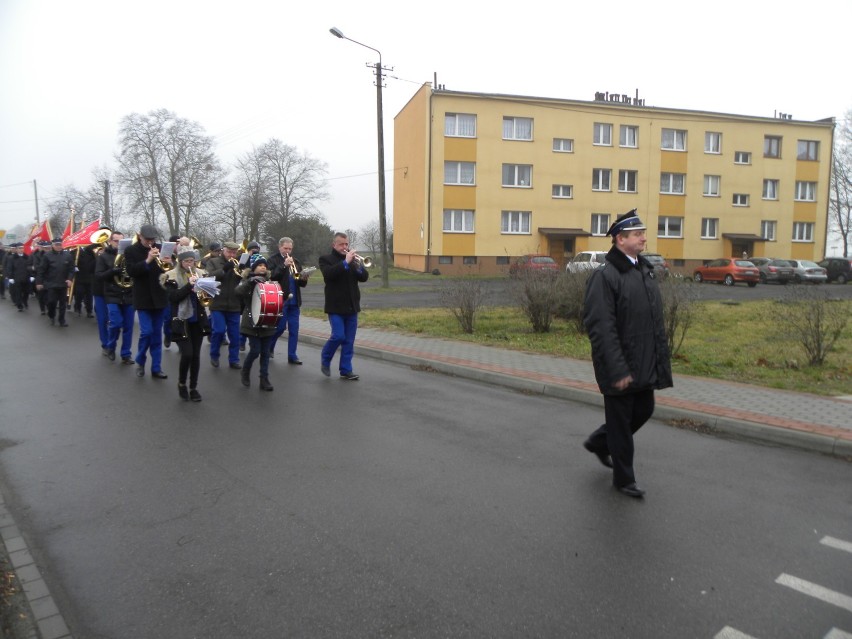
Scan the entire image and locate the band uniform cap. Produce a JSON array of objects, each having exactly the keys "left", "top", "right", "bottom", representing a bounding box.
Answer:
[
  {"left": 223, "top": 241, "right": 240, "bottom": 250},
  {"left": 39, "top": 240, "right": 52, "bottom": 246},
  {"left": 51, "top": 237, "right": 63, "bottom": 244},
  {"left": 139, "top": 224, "right": 159, "bottom": 240},
  {"left": 246, "top": 241, "right": 261, "bottom": 250},
  {"left": 177, "top": 249, "right": 196, "bottom": 262},
  {"left": 208, "top": 241, "right": 222, "bottom": 251},
  {"left": 249, "top": 254, "right": 267, "bottom": 271},
  {"left": 606, "top": 209, "right": 647, "bottom": 236}
]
